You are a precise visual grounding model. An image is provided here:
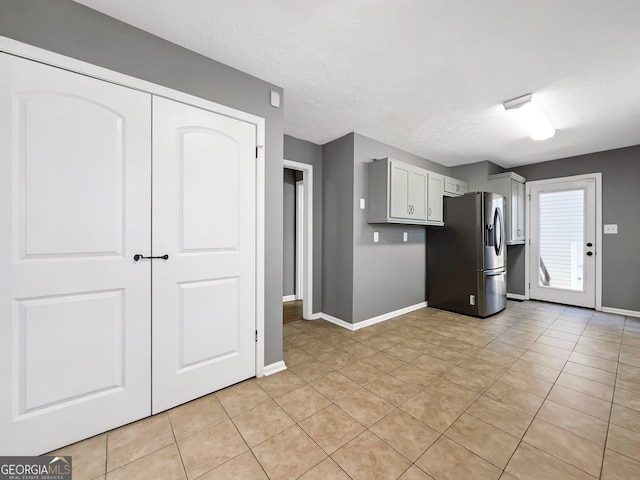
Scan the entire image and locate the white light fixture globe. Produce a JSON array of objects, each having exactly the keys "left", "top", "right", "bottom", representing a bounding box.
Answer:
[{"left": 503, "top": 94, "right": 555, "bottom": 140}]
